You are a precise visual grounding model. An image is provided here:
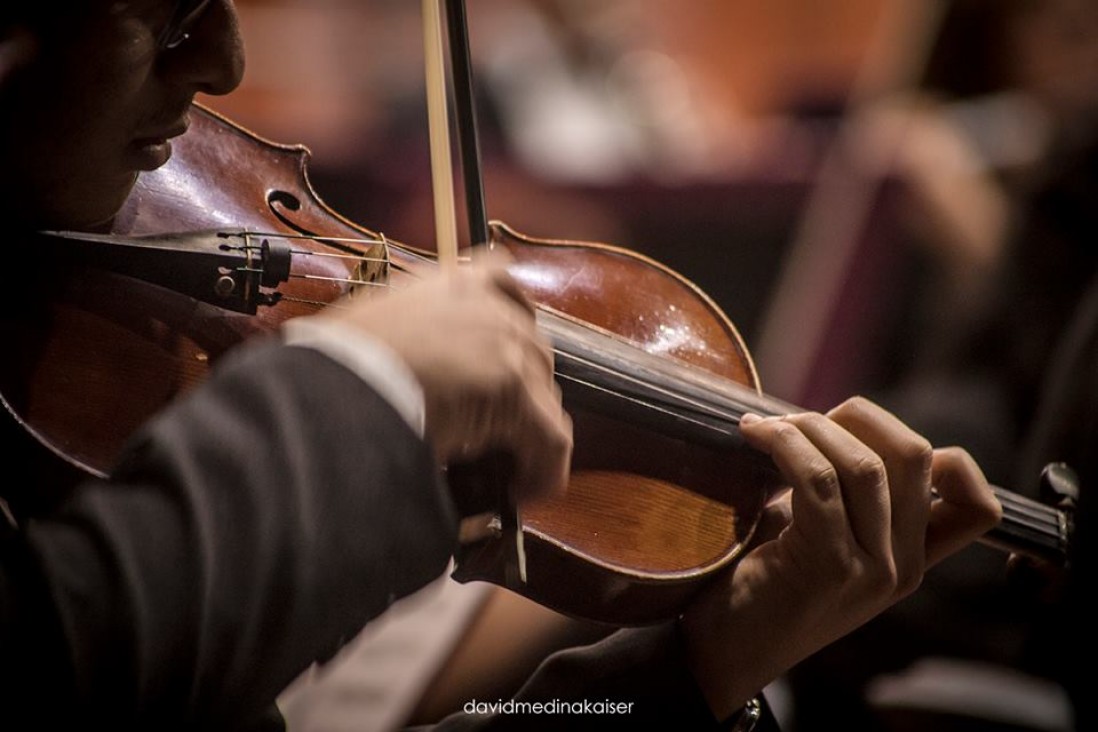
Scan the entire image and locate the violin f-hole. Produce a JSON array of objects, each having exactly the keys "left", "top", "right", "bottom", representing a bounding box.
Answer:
[{"left": 267, "top": 189, "right": 307, "bottom": 234}]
